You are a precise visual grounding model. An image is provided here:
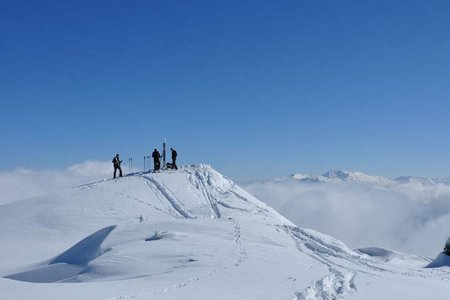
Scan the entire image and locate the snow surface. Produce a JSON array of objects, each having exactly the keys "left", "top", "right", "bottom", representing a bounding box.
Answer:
[{"left": 1, "top": 165, "right": 450, "bottom": 299}]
